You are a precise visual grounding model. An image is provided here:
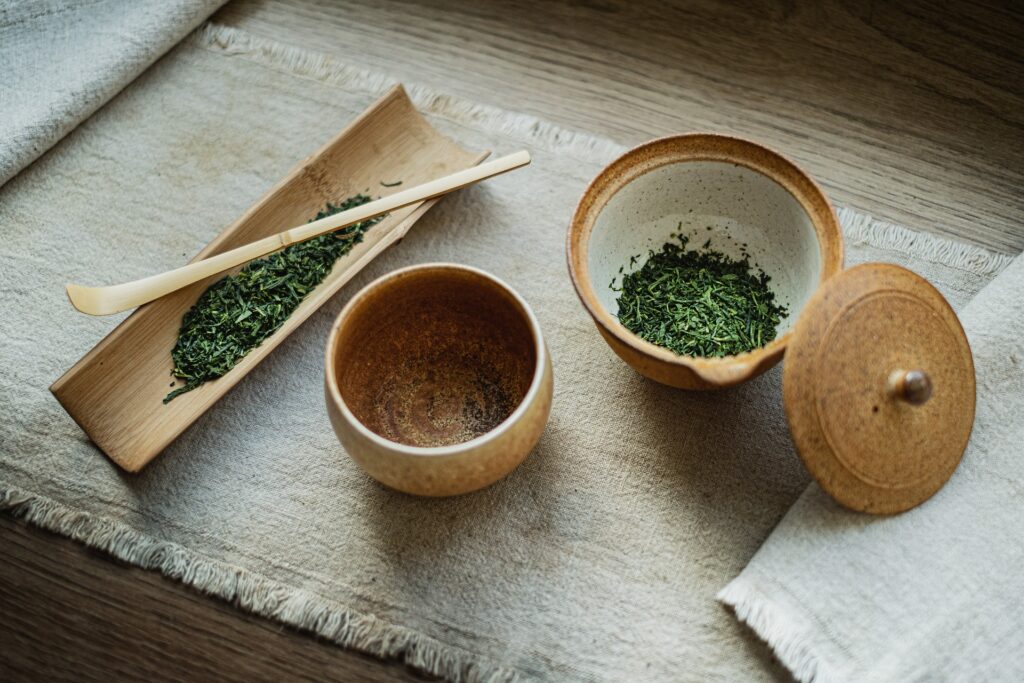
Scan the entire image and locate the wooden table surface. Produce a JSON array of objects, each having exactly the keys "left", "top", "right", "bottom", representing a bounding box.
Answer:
[{"left": 3, "top": 1, "right": 1022, "bottom": 680}]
